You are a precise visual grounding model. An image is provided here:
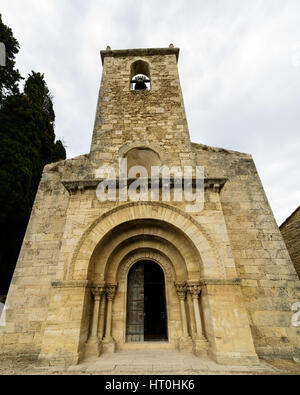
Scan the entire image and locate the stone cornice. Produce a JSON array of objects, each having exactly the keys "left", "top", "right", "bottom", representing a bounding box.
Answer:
[
  {"left": 199, "top": 278, "right": 242, "bottom": 286},
  {"left": 51, "top": 280, "right": 91, "bottom": 289},
  {"left": 101, "top": 47, "right": 180, "bottom": 64},
  {"left": 62, "top": 177, "right": 228, "bottom": 194}
]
